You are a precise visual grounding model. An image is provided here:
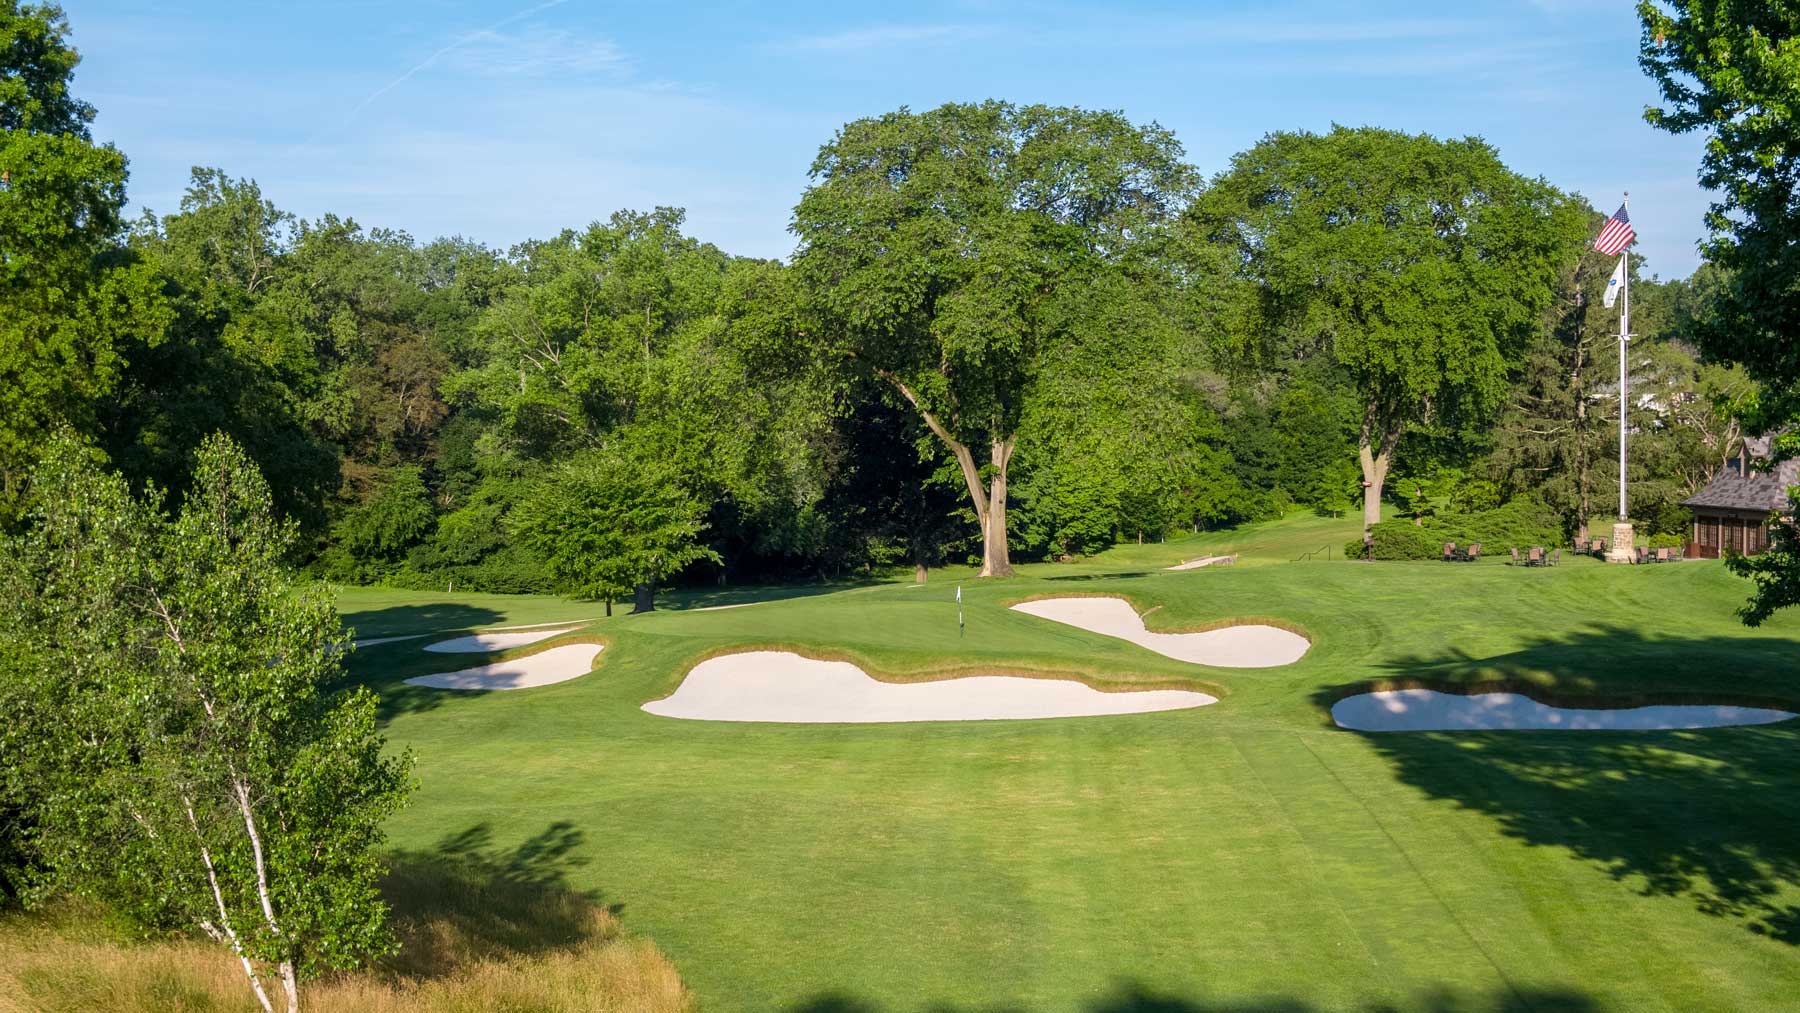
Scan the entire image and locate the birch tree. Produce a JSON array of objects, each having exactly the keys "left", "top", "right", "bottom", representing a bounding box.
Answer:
[{"left": 0, "top": 433, "right": 412, "bottom": 1012}]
